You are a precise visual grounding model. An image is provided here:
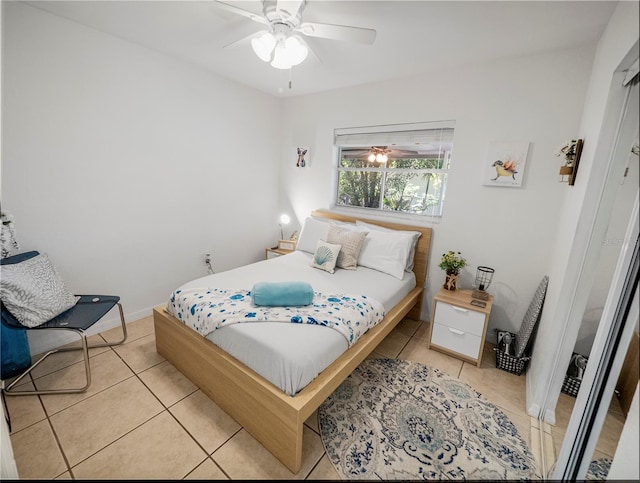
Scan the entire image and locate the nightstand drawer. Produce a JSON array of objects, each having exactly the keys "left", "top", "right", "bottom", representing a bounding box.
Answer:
[
  {"left": 434, "top": 301, "right": 485, "bottom": 336},
  {"left": 431, "top": 323, "right": 482, "bottom": 359}
]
